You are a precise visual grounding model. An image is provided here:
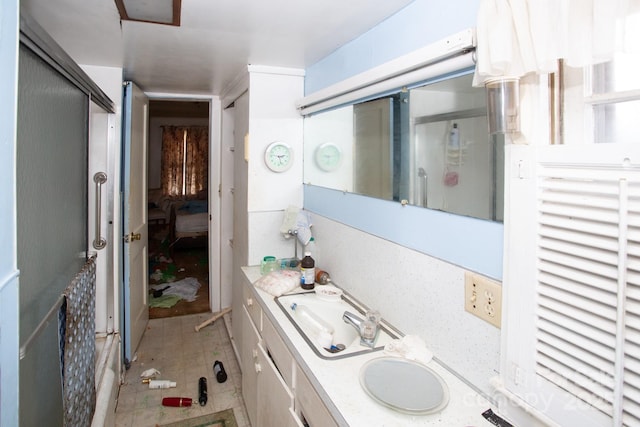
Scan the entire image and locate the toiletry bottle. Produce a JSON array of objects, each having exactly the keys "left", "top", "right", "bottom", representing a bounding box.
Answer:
[
  {"left": 146, "top": 379, "right": 177, "bottom": 389},
  {"left": 162, "top": 397, "right": 192, "bottom": 407},
  {"left": 213, "top": 360, "right": 227, "bottom": 383},
  {"left": 315, "top": 270, "right": 332, "bottom": 285},
  {"left": 300, "top": 251, "right": 315, "bottom": 290},
  {"left": 449, "top": 123, "right": 460, "bottom": 148},
  {"left": 306, "top": 237, "right": 317, "bottom": 267}
]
